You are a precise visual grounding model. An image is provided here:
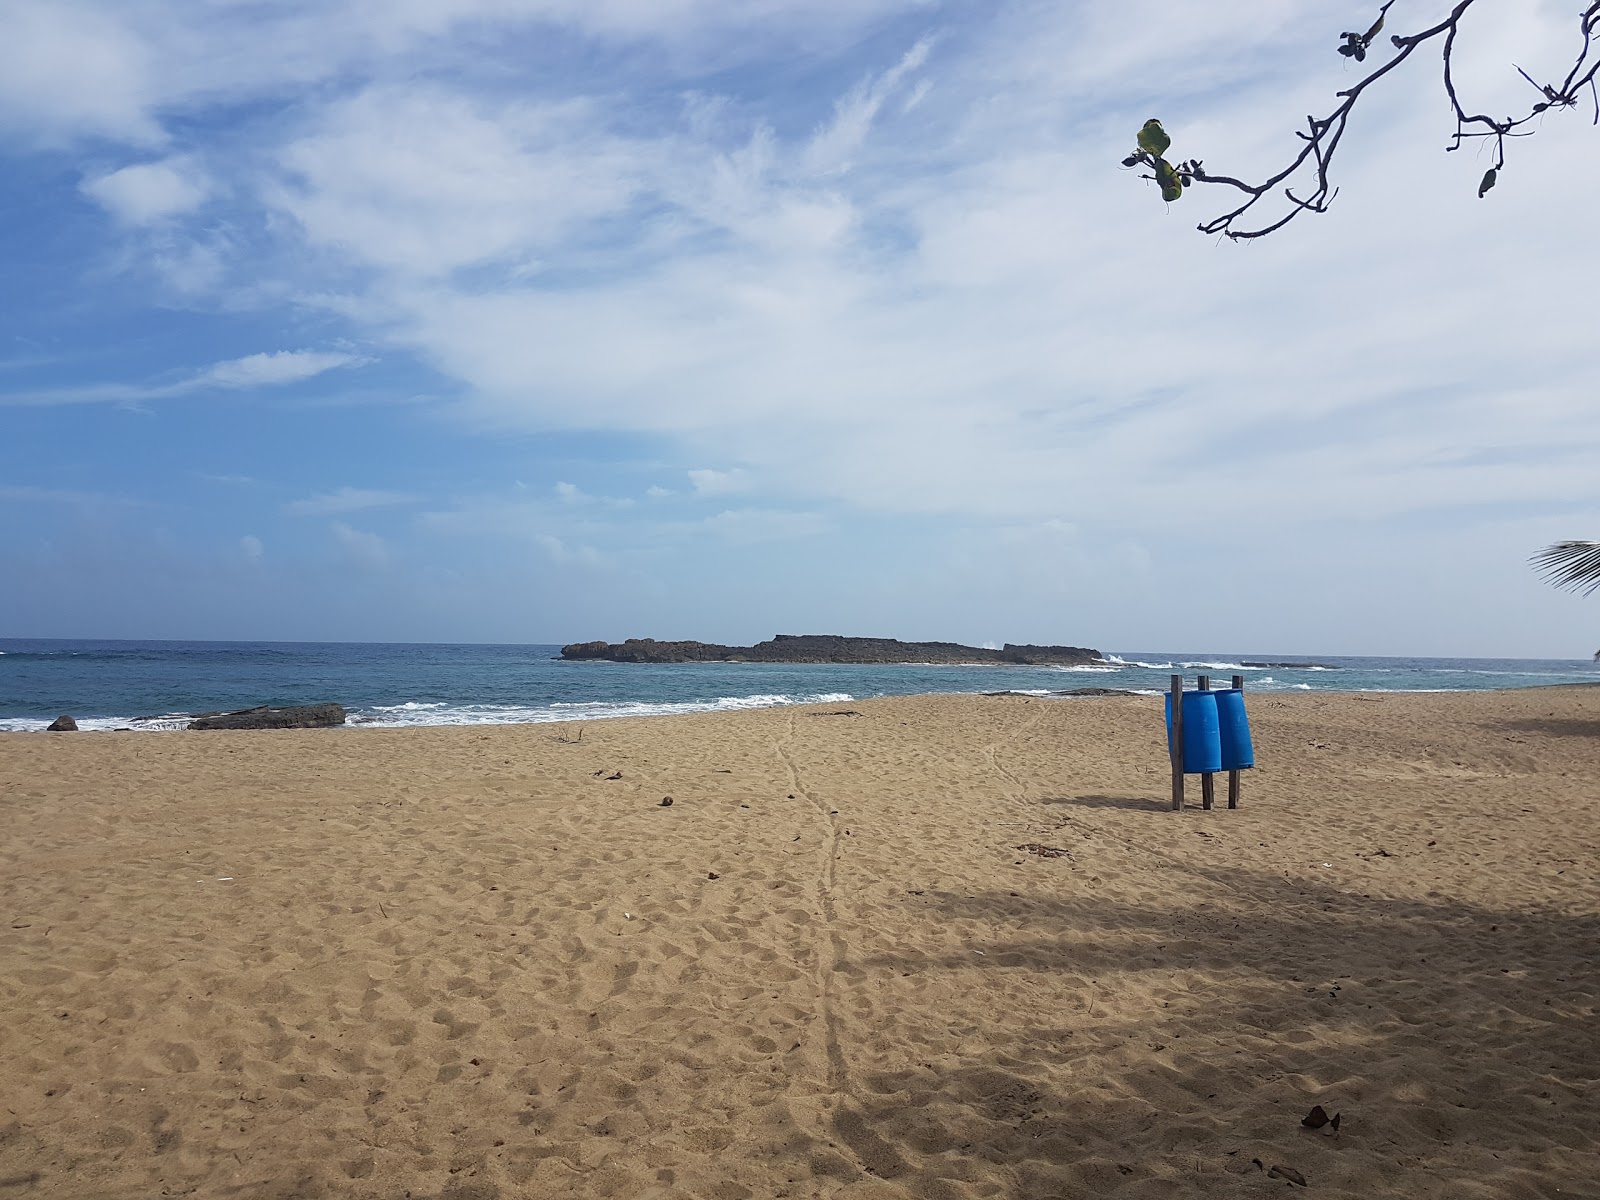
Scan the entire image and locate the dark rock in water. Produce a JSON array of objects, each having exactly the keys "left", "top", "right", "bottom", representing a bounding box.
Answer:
[
  {"left": 561, "top": 633, "right": 1103, "bottom": 667},
  {"left": 985, "top": 687, "right": 1137, "bottom": 698},
  {"left": 1241, "top": 661, "right": 1339, "bottom": 669},
  {"left": 188, "top": 703, "right": 346, "bottom": 731},
  {"left": 46, "top": 715, "right": 78, "bottom": 732}
]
